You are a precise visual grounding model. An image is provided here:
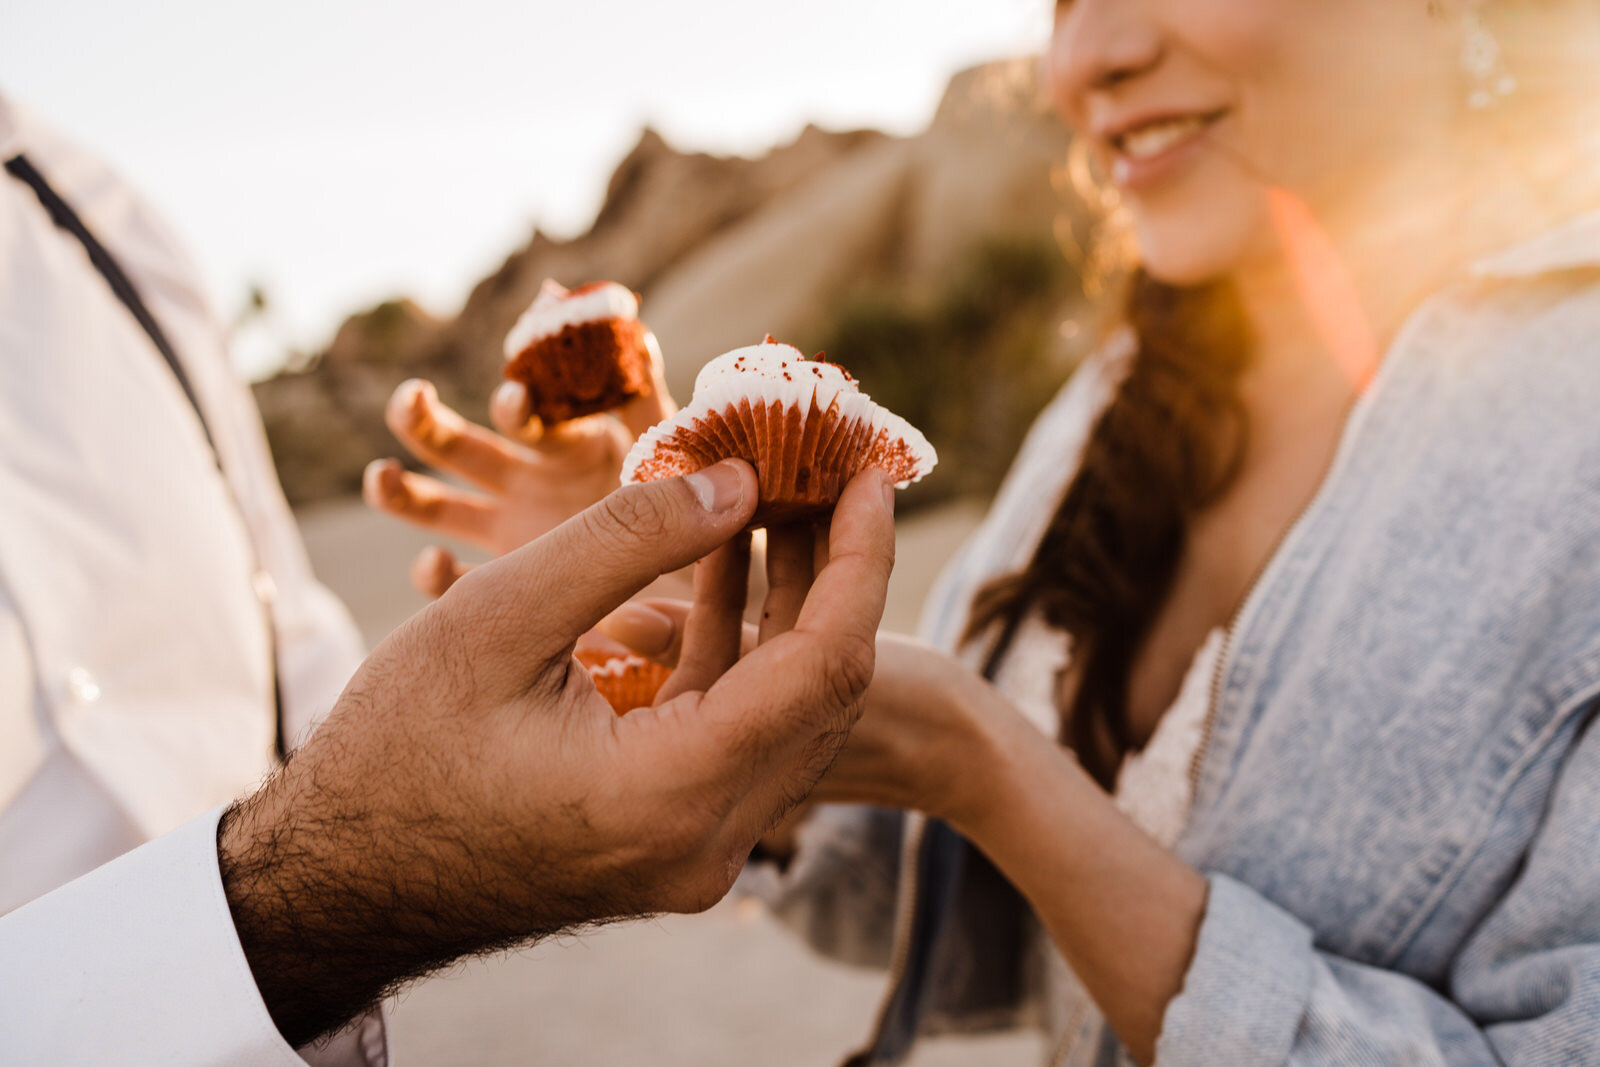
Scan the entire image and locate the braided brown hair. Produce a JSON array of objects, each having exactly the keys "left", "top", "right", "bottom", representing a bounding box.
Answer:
[{"left": 965, "top": 270, "right": 1253, "bottom": 789}]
